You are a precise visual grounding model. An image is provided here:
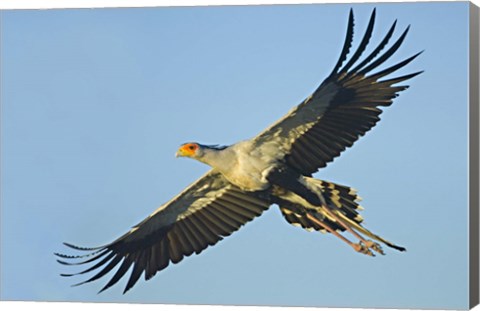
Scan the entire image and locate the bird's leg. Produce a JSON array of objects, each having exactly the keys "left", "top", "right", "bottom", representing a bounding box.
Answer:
[
  {"left": 314, "top": 193, "right": 379, "bottom": 255},
  {"left": 305, "top": 213, "right": 372, "bottom": 255},
  {"left": 321, "top": 207, "right": 384, "bottom": 255}
]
